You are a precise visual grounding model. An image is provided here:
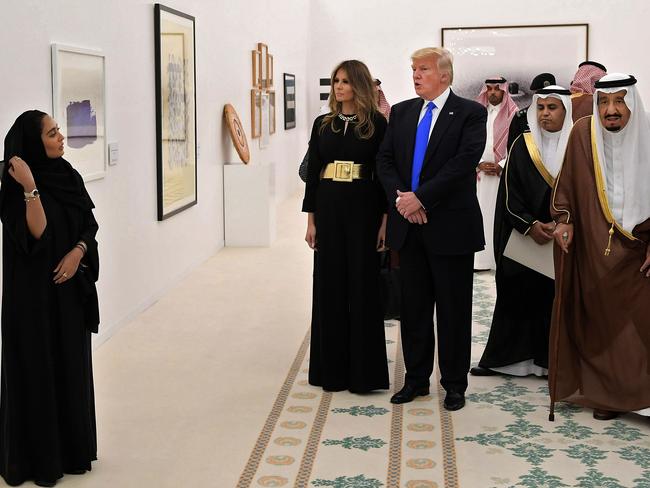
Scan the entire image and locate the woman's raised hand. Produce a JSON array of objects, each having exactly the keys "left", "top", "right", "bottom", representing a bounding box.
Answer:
[{"left": 8, "top": 156, "right": 36, "bottom": 190}]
